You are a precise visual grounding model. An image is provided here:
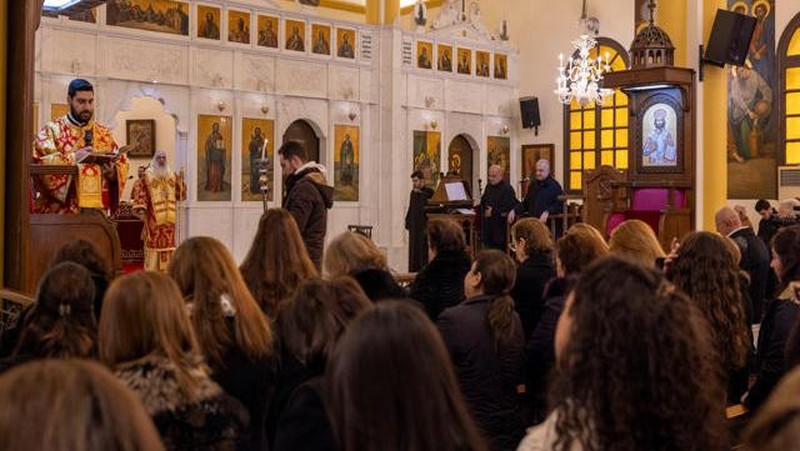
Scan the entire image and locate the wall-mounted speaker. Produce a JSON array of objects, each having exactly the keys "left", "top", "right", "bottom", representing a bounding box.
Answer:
[
  {"left": 704, "top": 9, "right": 756, "bottom": 67},
  {"left": 520, "top": 96, "right": 541, "bottom": 135}
]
